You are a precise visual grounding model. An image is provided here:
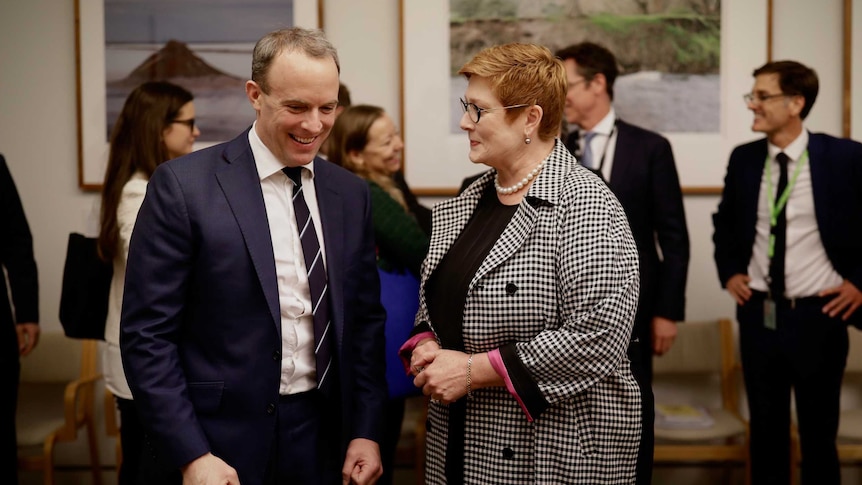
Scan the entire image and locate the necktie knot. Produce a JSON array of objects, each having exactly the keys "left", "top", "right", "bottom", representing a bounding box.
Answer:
[
  {"left": 776, "top": 152, "right": 789, "bottom": 168},
  {"left": 282, "top": 166, "right": 303, "bottom": 187}
]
